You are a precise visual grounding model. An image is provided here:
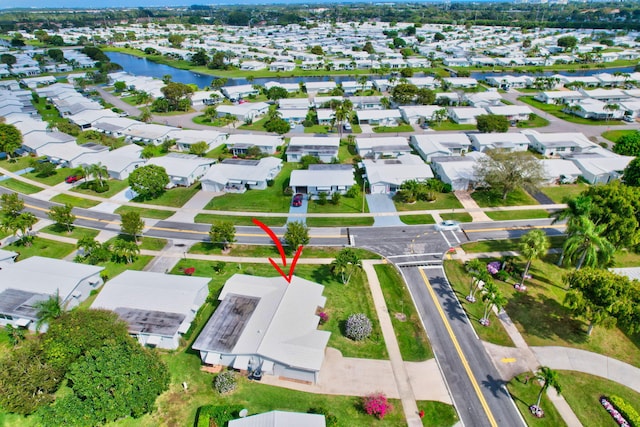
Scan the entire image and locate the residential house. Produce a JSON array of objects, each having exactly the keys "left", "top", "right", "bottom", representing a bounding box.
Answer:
[
  {"left": 399, "top": 106, "right": 443, "bottom": 125},
  {"left": 534, "top": 91, "right": 585, "bottom": 105},
  {"left": 0, "top": 256, "right": 104, "bottom": 331},
  {"left": 464, "top": 92, "right": 503, "bottom": 108},
  {"left": 468, "top": 132, "right": 530, "bottom": 152},
  {"left": 192, "top": 274, "right": 330, "bottom": 384},
  {"left": 222, "top": 85, "right": 260, "bottom": 101},
  {"left": 578, "top": 88, "right": 630, "bottom": 103},
  {"left": 286, "top": 137, "right": 340, "bottom": 163},
  {"left": 523, "top": 130, "right": 598, "bottom": 157},
  {"left": 76, "top": 144, "right": 145, "bottom": 180},
  {"left": 267, "top": 61, "right": 296, "bottom": 72},
  {"left": 148, "top": 153, "right": 215, "bottom": 188},
  {"left": 448, "top": 107, "right": 487, "bottom": 125},
  {"left": 225, "top": 134, "right": 282, "bottom": 156},
  {"left": 229, "top": 411, "right": 325, "bottom": 427},
  {"left": 304, "top": 81, "right": 337, "bottom": 94},
  {"left": 443, "top": 77, "right": 478, "bottom": 88},
  {"left": 92, "top": 117, "right": 141, "bottom": 137},
  {"left": 217, "top": 102, "right": 270, "bottom": 123},
  {"left": 22, "top": 130, "right": 76, "bottom": 155},
  {"left": 167, "top": 129, "right": 227, "bottom": 153},
  {"left": 39, "top": 141, "right": 107, "bottom": 168},
  {"left": 485, "top": 105, "right": 532, "bottom": 122},
  {"left": 566, "top": 152, "right": 634, "bottom": 184},
  {"left": 363, "top": 154, "right": 434, "bottom": 194},
  {"left": 411, "top": 134, "right": 472, "bottom": 162},
  {"left": 240, "top": 61, "right": 267, "bottom": 71},
  {"left": 200, "top": 157, "right": 283, "bottom": 193},
  {"left": 430, "top": 152, "right": 485, "bottom": 191},
  {"left": 355, "top": 109, "right": 402, "bottom": 126},
  {"left": 289, "top": 164, "right": 355, "bottom": 197},
  {"left": 348, "top": 96, "right": 383, "bottom": 110},
  {"left": 540, "top": 159, "right": 582, "bottom": 185},
  {"left": 570, "top": 99, "right": 625, "bottom": 121},
  {"left": 278, "top": 98, "right": 311, "bottom": 110},
  {"left": 122, "top": 123, "right": 178, "bottom": 146},
  {"left": 0, "top": 249, "right": 18, "bottom": 268},
  {"left": 355, "top": 136, "right": 411, "bottom": 159}
]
